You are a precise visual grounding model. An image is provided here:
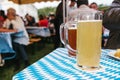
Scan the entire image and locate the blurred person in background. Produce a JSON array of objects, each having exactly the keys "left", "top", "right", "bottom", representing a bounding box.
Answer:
[
  {"left": 68, "top": 0, "right": 77, "bottom": 13},
  {"left": 68, "top": 0, "right": 77, "bottom": 20},
  {"left": 3, "top": 8, "right": 30, "bottom": 71},
  {"left": 48, "top": 13, "right": 56, "bottom": 43},
  {"left": 69, "top": 0, "right": 98, "bottom": 20},
  {"left": 103, "top": 0, "right": 120, "bottom": 49},
  {"left": 38, "top": 14, "right": 49, "bottom": 27},
  {"left": 54, "top": 0, "right": 65, "bottom": 49},
  {"left": 89, "top": 2, "right": 98, "bottom": 10},
  {"left": 0, "top": 10, "right": 7, "bottom": 27},
  {"left": 48, "top": 13, "right": 55, "bottom": 35},
  {"left": 25, "top": 13, "right": 36, "bottom": 26}
]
